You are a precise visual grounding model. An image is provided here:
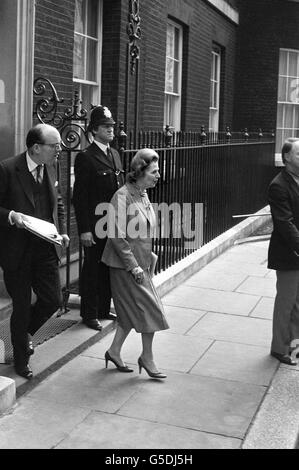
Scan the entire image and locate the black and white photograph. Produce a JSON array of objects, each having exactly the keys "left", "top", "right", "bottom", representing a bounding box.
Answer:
[{"left": 0, "top": 0, "right": 298, "bottom": 454}]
